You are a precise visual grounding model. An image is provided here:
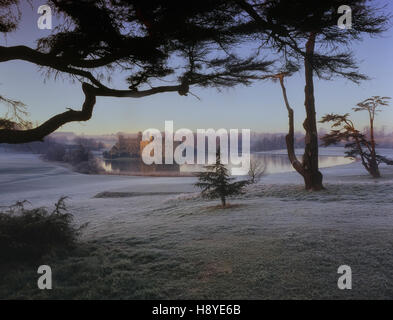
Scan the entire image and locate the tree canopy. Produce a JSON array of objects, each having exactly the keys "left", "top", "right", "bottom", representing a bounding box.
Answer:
[
  {"left": 0, "top": 0, "right": 390, "bottom": 195},
  {"left": 0, "top": 0, "right": 273, "bottom": 143},
  {"left": 233, "top": 0, "right": 389, "bottom": 190},
  {"left": 195, "top": 151, "right": 249, "bottom": 207},
  {"left": 321, "top": 96, "right": 393, "bottom": 178},
  {"left": 235, "top": 0, "right": 389, "bottom": 81}
]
